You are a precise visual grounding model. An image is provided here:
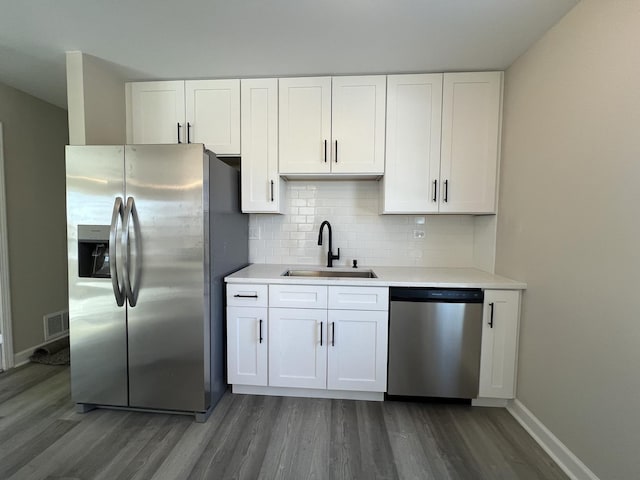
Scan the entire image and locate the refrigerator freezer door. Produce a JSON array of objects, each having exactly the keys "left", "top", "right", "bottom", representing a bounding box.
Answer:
[
  {"left": 66, "top": 146, "right": 128, "bottom": 406},
  {"left": 124, "top": 144, "right": 209, "bottom": 412}
]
